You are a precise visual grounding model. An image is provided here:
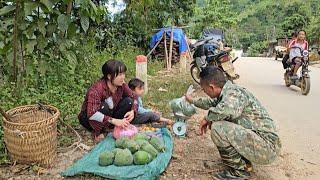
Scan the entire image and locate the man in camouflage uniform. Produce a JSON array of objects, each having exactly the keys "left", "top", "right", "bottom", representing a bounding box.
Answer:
[{"left": 186, "top": 66, "right": 281, "bottom": 179}]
